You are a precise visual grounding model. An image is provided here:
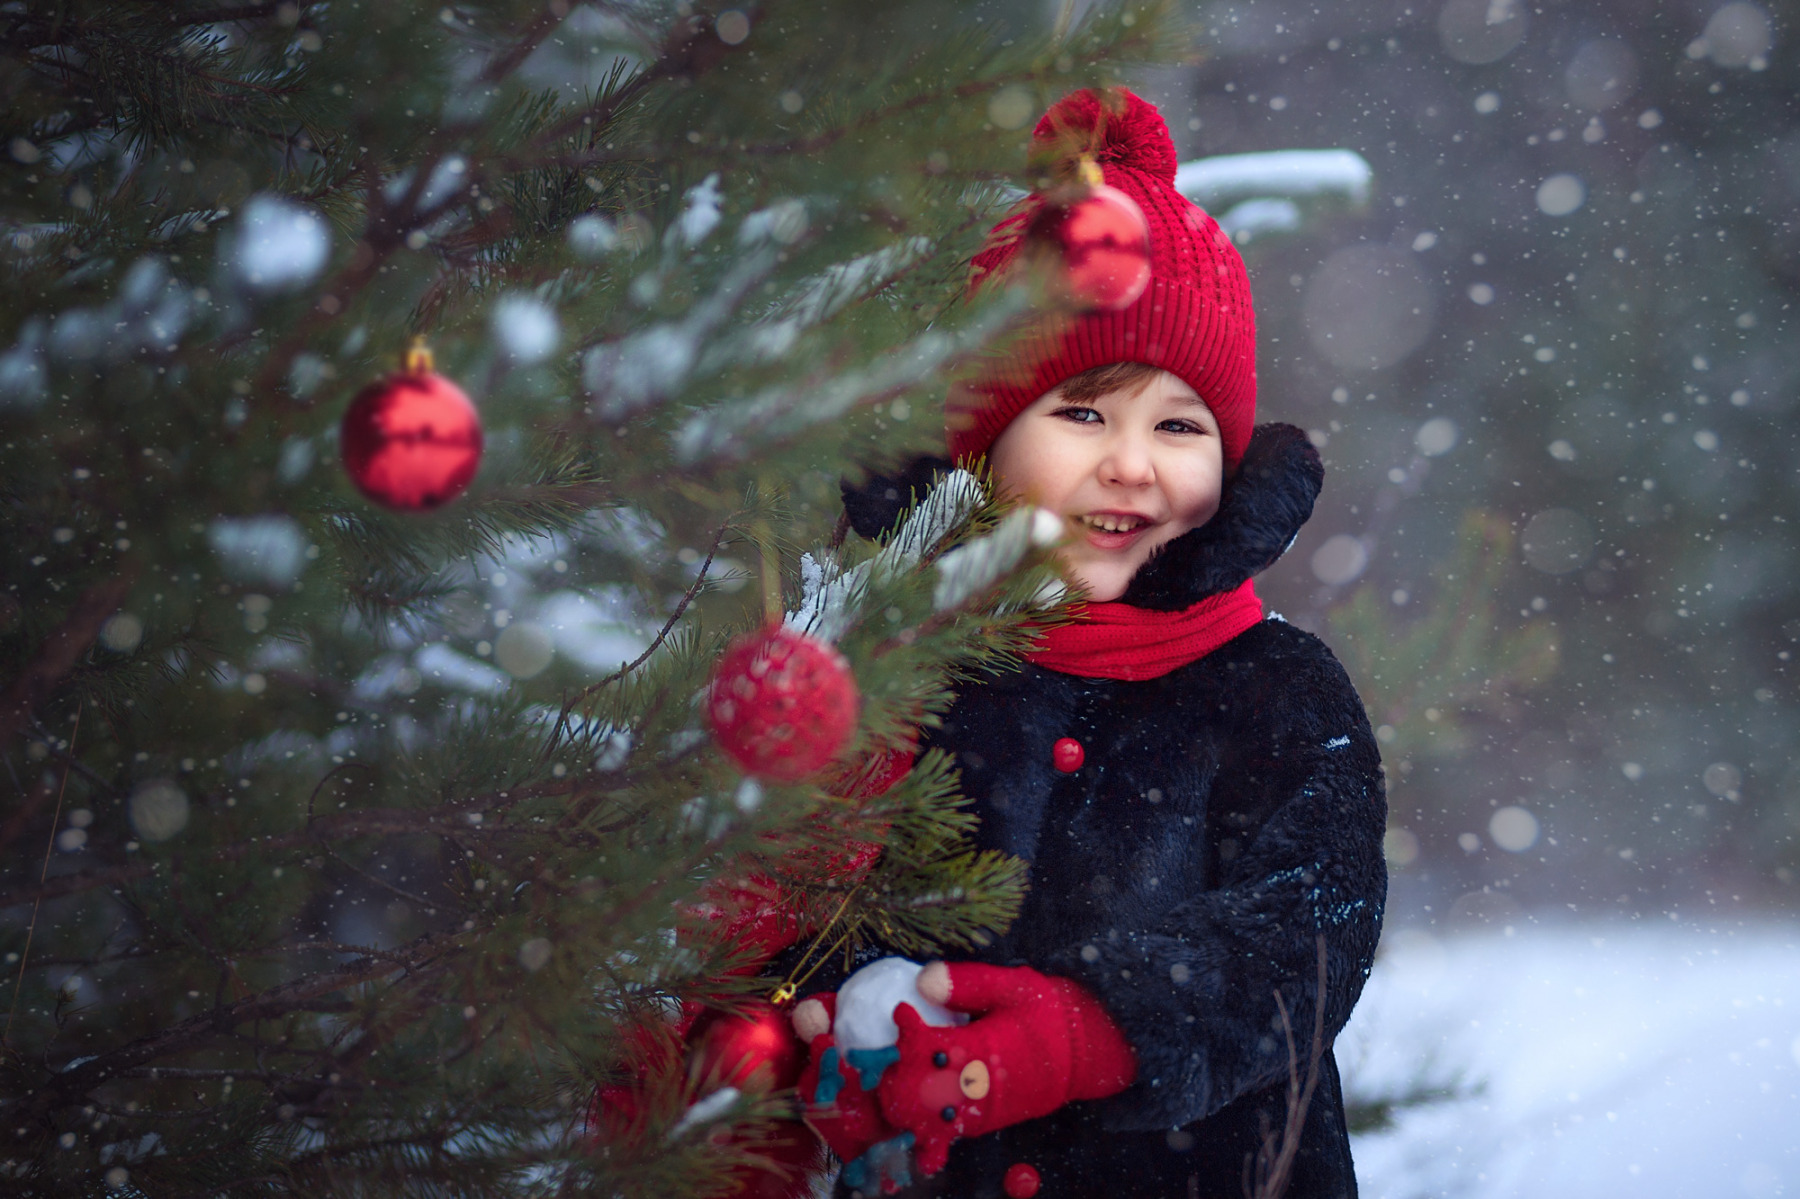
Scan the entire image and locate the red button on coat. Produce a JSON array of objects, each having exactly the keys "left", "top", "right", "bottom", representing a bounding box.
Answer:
[
  {"left": 1004, "top": 1163, "right": 1042, "bottom": 1198},
  {"left": 1052, "top": 737, "right": 1084, "bottom": 772}
]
